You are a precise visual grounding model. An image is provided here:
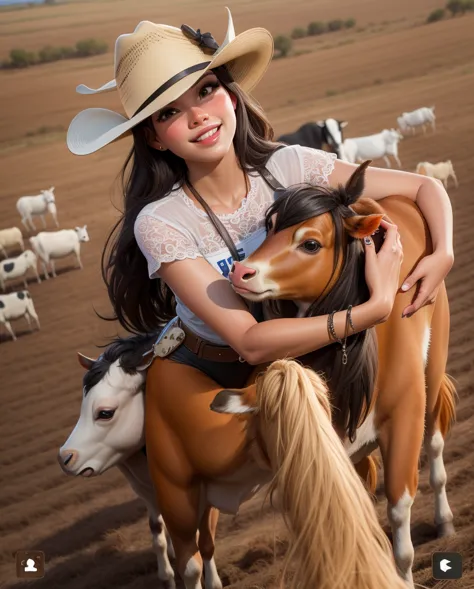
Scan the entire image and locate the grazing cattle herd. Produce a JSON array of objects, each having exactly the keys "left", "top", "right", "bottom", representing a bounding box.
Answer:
[
  {"left": 0, "top": 191, "right": 90, "bottom": 341},
  {"left": 0, "top": 104, "right": 458, "bottom": 348}
]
